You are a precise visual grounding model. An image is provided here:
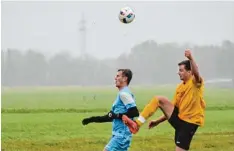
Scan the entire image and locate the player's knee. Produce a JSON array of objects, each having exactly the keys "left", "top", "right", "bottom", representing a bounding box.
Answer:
[{"left": 156, "top": 96, "right": 169, "bottom": 106}]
